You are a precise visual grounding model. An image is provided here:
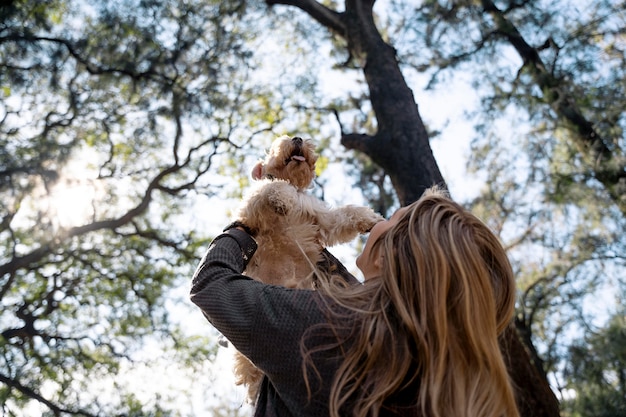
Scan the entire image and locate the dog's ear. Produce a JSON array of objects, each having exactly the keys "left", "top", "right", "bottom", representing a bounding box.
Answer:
[{"left": 251, "top": 162, "right": 264, "bottom": 180}]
